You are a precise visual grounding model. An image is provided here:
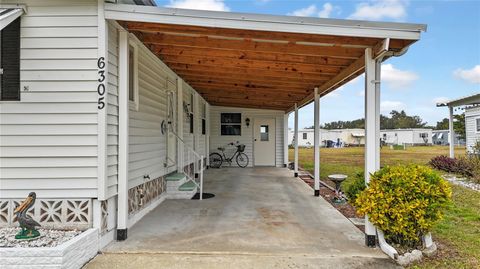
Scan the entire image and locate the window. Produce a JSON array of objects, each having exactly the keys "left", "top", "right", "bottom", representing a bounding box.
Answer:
[
  {"left": 128, "top": 42, "right": 138, "bottom": 110},
  {"left": 260, "top": 125, "right": 269, "bottom": 141},
  {"left": 477, "top": 118, "right": 480, "bottom": 132},
  {"left": 189, "top": 93, "right": 194, "bottom": 134},
  {"left": 0, "top": 17, "right": 21, "bottom": 101},
  {"left": 420, "top": 133, "right": 428, "bottom": 138},
  {"left": 221, "top": 113, "right": 241, "bottom": 136},
  {"left": 303, "top": 133, "right": 307, "bottom": 140},
  {"left": 201, "top": 103, "right": 206, "bottom": 135}
]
